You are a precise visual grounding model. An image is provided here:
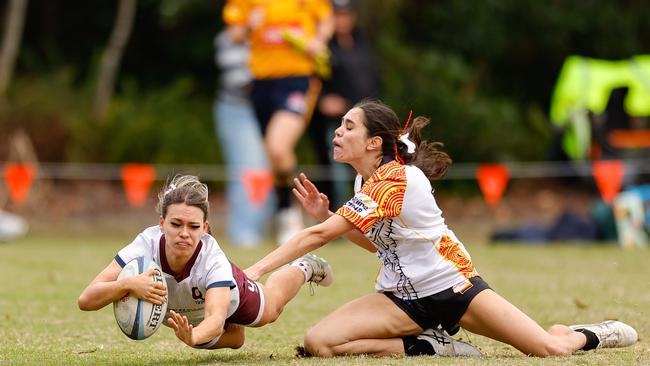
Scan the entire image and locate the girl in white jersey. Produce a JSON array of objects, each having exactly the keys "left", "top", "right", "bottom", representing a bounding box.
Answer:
[
  {"left": 244, "top": 100, "right": 638, "bottom": 357},
  {"left": 78, "top": 175, "right": 333, "bottom": 350}
]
